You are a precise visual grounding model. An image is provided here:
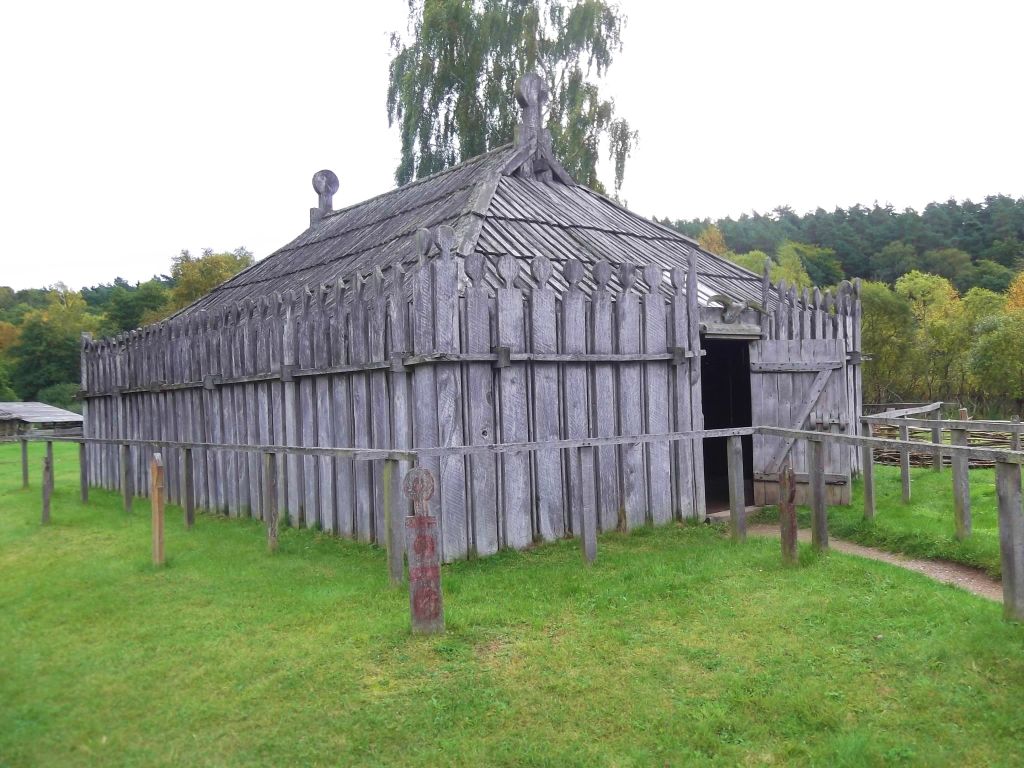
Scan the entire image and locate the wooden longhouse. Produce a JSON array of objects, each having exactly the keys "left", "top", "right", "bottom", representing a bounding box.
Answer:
[{"left": 81, "top": 74, "right": 863, "bottom": 562}]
